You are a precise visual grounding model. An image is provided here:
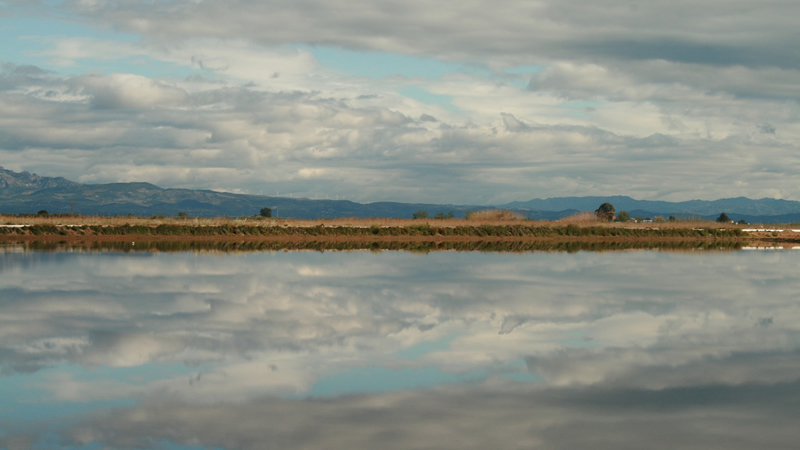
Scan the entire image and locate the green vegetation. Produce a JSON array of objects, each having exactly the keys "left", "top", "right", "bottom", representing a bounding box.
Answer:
[
  {"left": 595, "top": 203, "right": 615, "bottom": 221},
  {"left": 260, "top": 207, "right": 272, "bottom": 218},
  {"left": 412, "top": 210, "right": 429, "bottom": 219}
]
